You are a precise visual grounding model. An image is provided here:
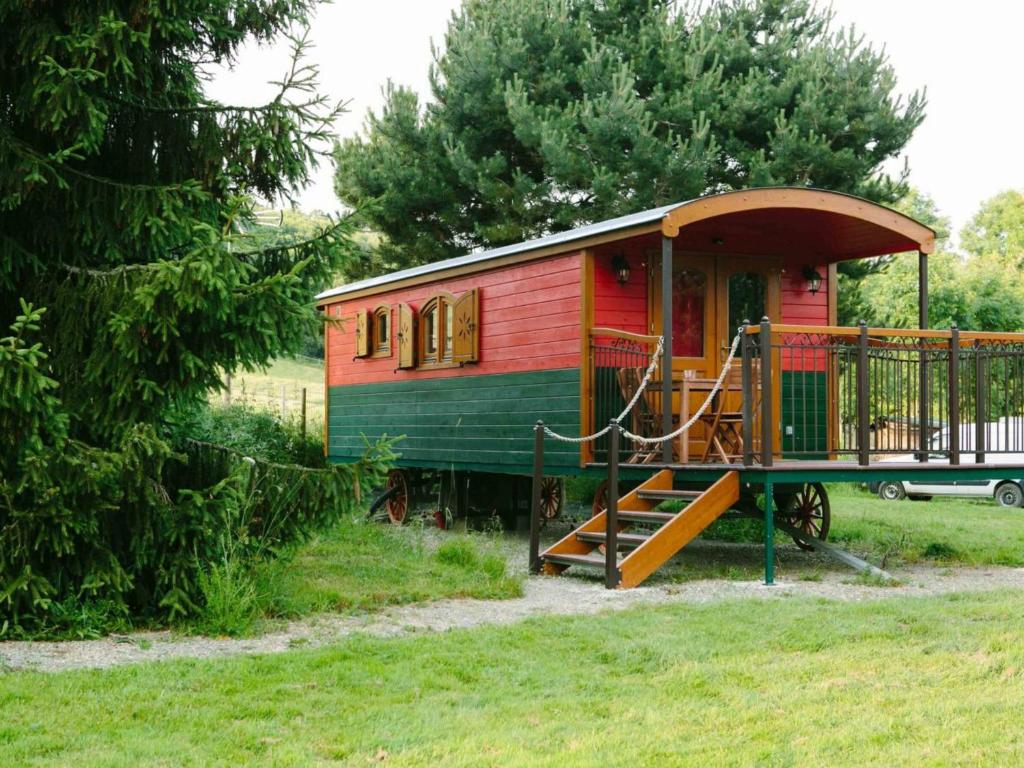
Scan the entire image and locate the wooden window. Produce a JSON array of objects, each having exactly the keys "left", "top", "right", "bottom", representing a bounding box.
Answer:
[
  {"left": 417, "top": 289, "right": 480, "bottom": 367},
  {"left": 371, "top": 305, "right": 391, "bottom": 357},
  {"left": 419, "top": 294, "right": 452, "bottom": 364}
]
